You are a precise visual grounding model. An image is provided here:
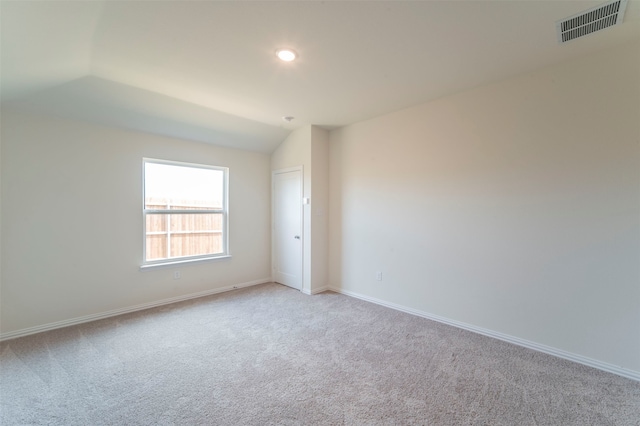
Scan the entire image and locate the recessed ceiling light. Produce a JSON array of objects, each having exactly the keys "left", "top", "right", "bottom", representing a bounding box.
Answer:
[
  {"left": 276, "top": 49, "right": 297, "bottom": 62},
  {"left": 282, "top": 116, "right": 295, "bottom": 122}
]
